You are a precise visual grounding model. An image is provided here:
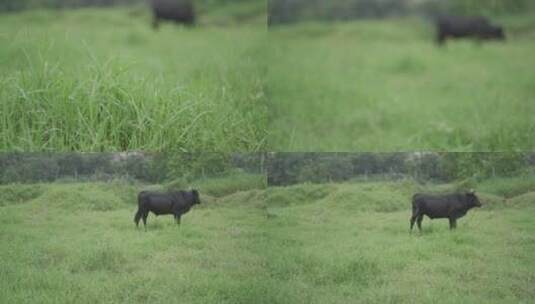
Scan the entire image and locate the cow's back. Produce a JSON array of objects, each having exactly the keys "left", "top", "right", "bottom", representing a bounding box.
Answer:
[
  {"left": 437, "top": 15, "right": 492, "bottom": 36},
  {"left": 150, "top": 0, "right": 194, "bottom": 23},
  {"left": 138, "top": 191, "right": 175, "bottom": 215},
  {"left": 138, "top": 190, "right": 150, "bottom": 205},
  {"left": 413, "top": 193, "right": 459, "bottom": 219}
]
